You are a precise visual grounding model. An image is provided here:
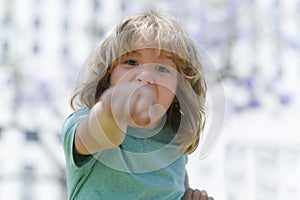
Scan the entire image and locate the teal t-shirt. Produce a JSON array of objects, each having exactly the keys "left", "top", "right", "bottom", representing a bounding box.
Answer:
[{"left": 62, "top": 108, "right": 187, "bottom": 200}]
